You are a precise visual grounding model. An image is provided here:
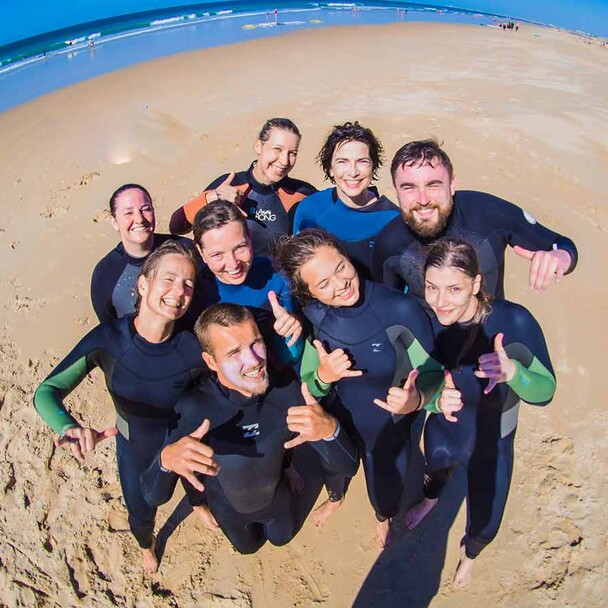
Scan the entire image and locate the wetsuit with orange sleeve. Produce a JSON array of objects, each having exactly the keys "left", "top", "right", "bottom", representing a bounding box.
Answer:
[{"left": 169, "top": 163, "right": 316, "bottom": 256}]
